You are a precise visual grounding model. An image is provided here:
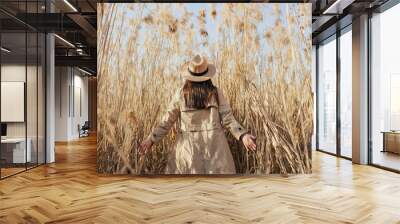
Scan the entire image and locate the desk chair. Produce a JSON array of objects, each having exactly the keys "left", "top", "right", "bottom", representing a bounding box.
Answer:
[{"left": 79, "top": 121, "right": 90, "bottom": 138}]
